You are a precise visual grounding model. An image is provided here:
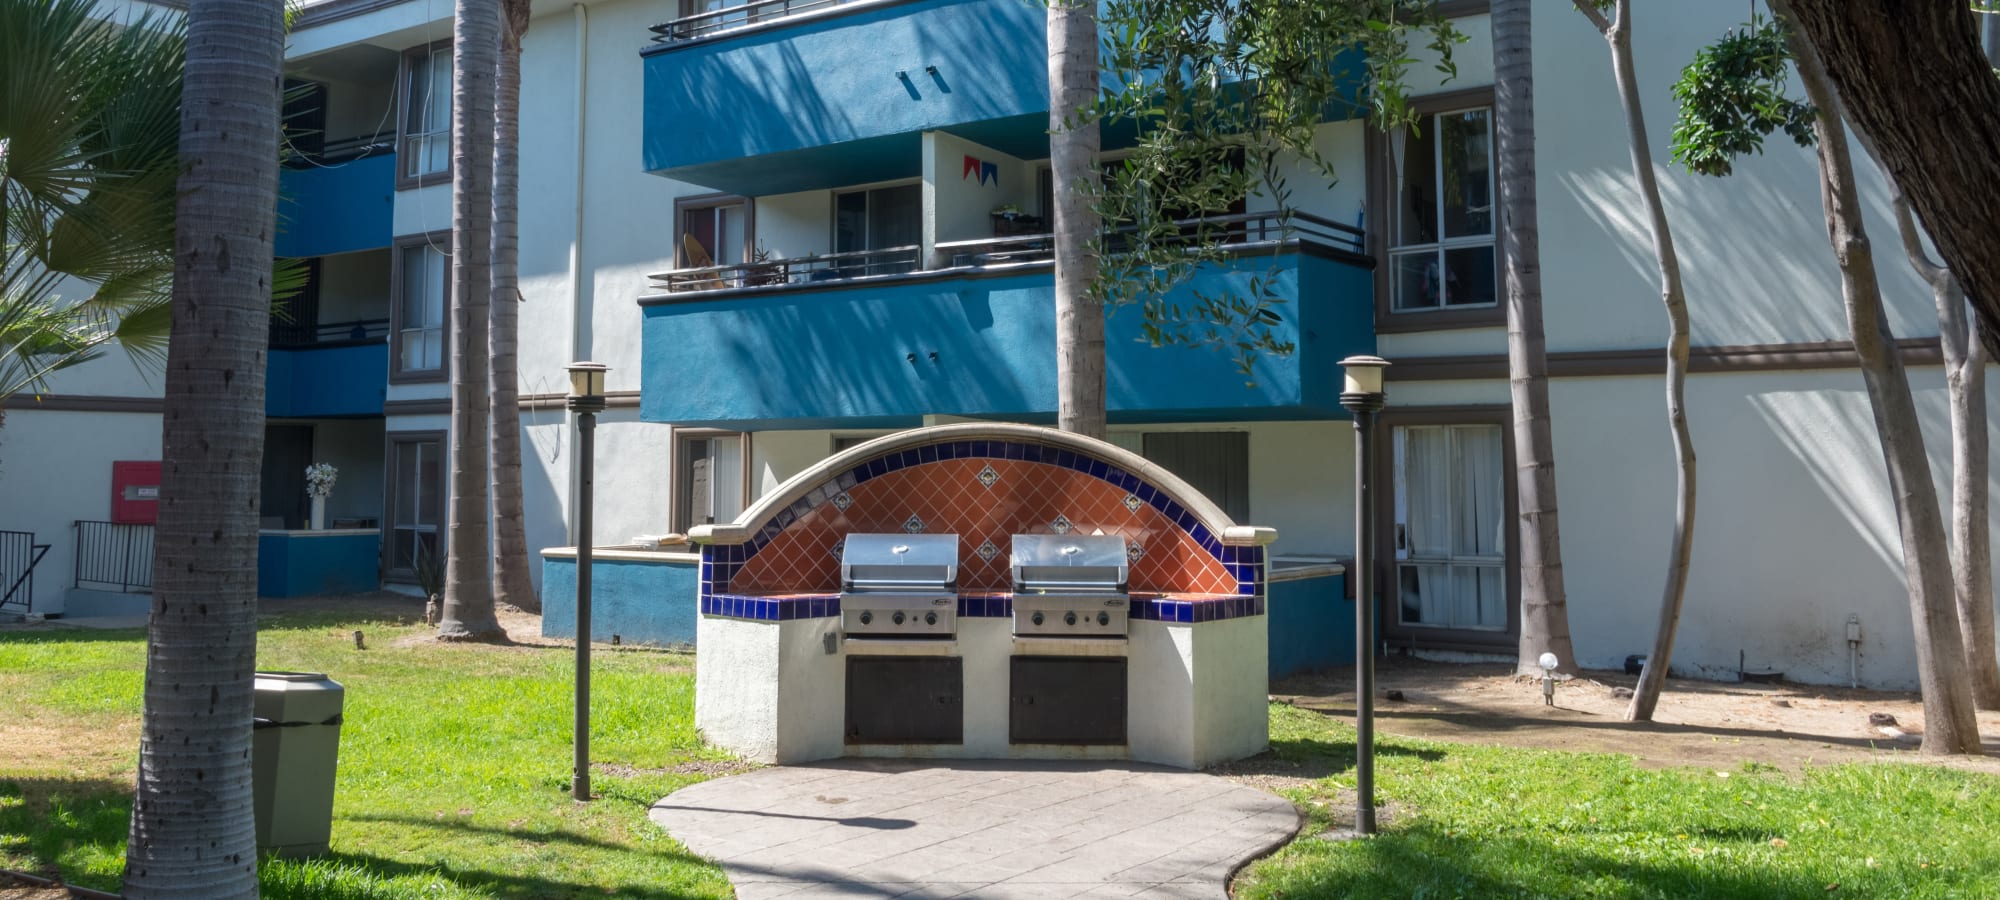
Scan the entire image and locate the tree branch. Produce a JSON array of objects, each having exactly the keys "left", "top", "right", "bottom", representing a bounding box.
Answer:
[{"left": 1572, "top": 0, "right": 1610, "bottom": 35}]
